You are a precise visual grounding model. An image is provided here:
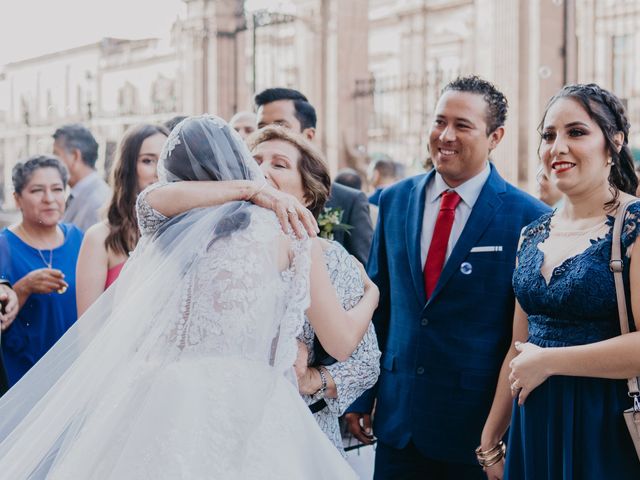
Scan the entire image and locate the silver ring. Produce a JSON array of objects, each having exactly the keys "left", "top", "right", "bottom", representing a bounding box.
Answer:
[{"left": 287, "top": 207, "right": 296, "bottom": 214}]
